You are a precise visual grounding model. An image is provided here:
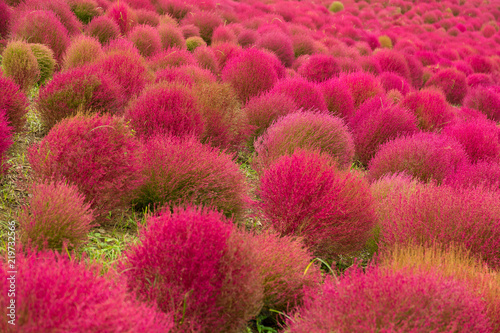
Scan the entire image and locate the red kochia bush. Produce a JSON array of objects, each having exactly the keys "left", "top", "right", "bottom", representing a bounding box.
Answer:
[
  {"left": 379, "top": 182, "right": 500, "bottom": 268},
  {"left": 350, "top": 97, "right": 420, "bottom": 166},
  {"left": 259, "top": 150, "right": 376, "bottom": 258},
  {"left": 222, "top": 48, "right": 281, "bottom": 102},
  {"left": 0, "top": 249, "right": 173, "bottom": 332},
  {"left": 441, "top": 117, "right": 500, "bottom": 163},
  {"left": 125, "top": 84, "right": 203, "bottom": 140},
  {"left": 157, "top": 23, "right": 186, "bottom": 49},
  {"left": 28, "top": 114, "right": 144, "bottom": 222},
  {"left": 286, "top": 267, "right": 491, "bottom": 332},
  {"left": 378, "top": 72, "right": 411, "bottom": 96},
  {"left": 133, "top": 136, "right": 249, "bottom": 219},
  {"left": 338, "top": 72, "right": 384, "bottom": 109},
  {"left": 0, "top": 1, "right": 10, "bottom": 39},
  {"left": 464, "top": 86, "right": 500, "bottom": 122},
  {"left": 182, "top": 11, "right": 223, "bottom": 44},
  {"left": 270, "top": 77, "right": 327, "bottom": 111},
  {"left": 148, "top": 48, "right": 196, "bottom": 70},
  {"left": 402, "top": 89, "right": 455, "bottom": 131},
  {"left": 37, "top": 66, "right": 125, "bottom": 130},
  {"left": 373, "top": 49, "right": 411, "bottom": 82},
  {"left": 257, "top": 30, "right": 295, "bottom": 67},
  {"left": 0, "top": 76, "right": 28, "bottom": 132},
  {"left": 120, "top": 206, "right": 263, "bottom": 333},
  {"left": 0, "top": 109, "right": 13, "bottom": 175},
  {"left": 444, "top": 161, "right": 500, "bottom": 191},
  {"left": 425, "top": 68, "right": 468, "bottom": 105},
  {"left": 85, "top": 16, "right": 121, "bottom": 45},
  {"left": 368, "top": 132, "right": 469, "bottom": 183},
  {"left": 128, "top": 24, "right": 163, "bottom": 58},
  {"left": 62, "top": 35, "right": 104, "bottom": 70},
  {"left": 18, "top": 180, "right": 95, "bottom": 251},
  {"left": 297, "top": 54, "right": 340, "bottom": 83},
  {"left": 106, "top": 2, "right": 136, "bottom": 34},
  {"left": 253, "top": 111, "right": 354, "bottom": 174},
  {"left": 319, "top": 78, "right": 355, "bottom": 120}
]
